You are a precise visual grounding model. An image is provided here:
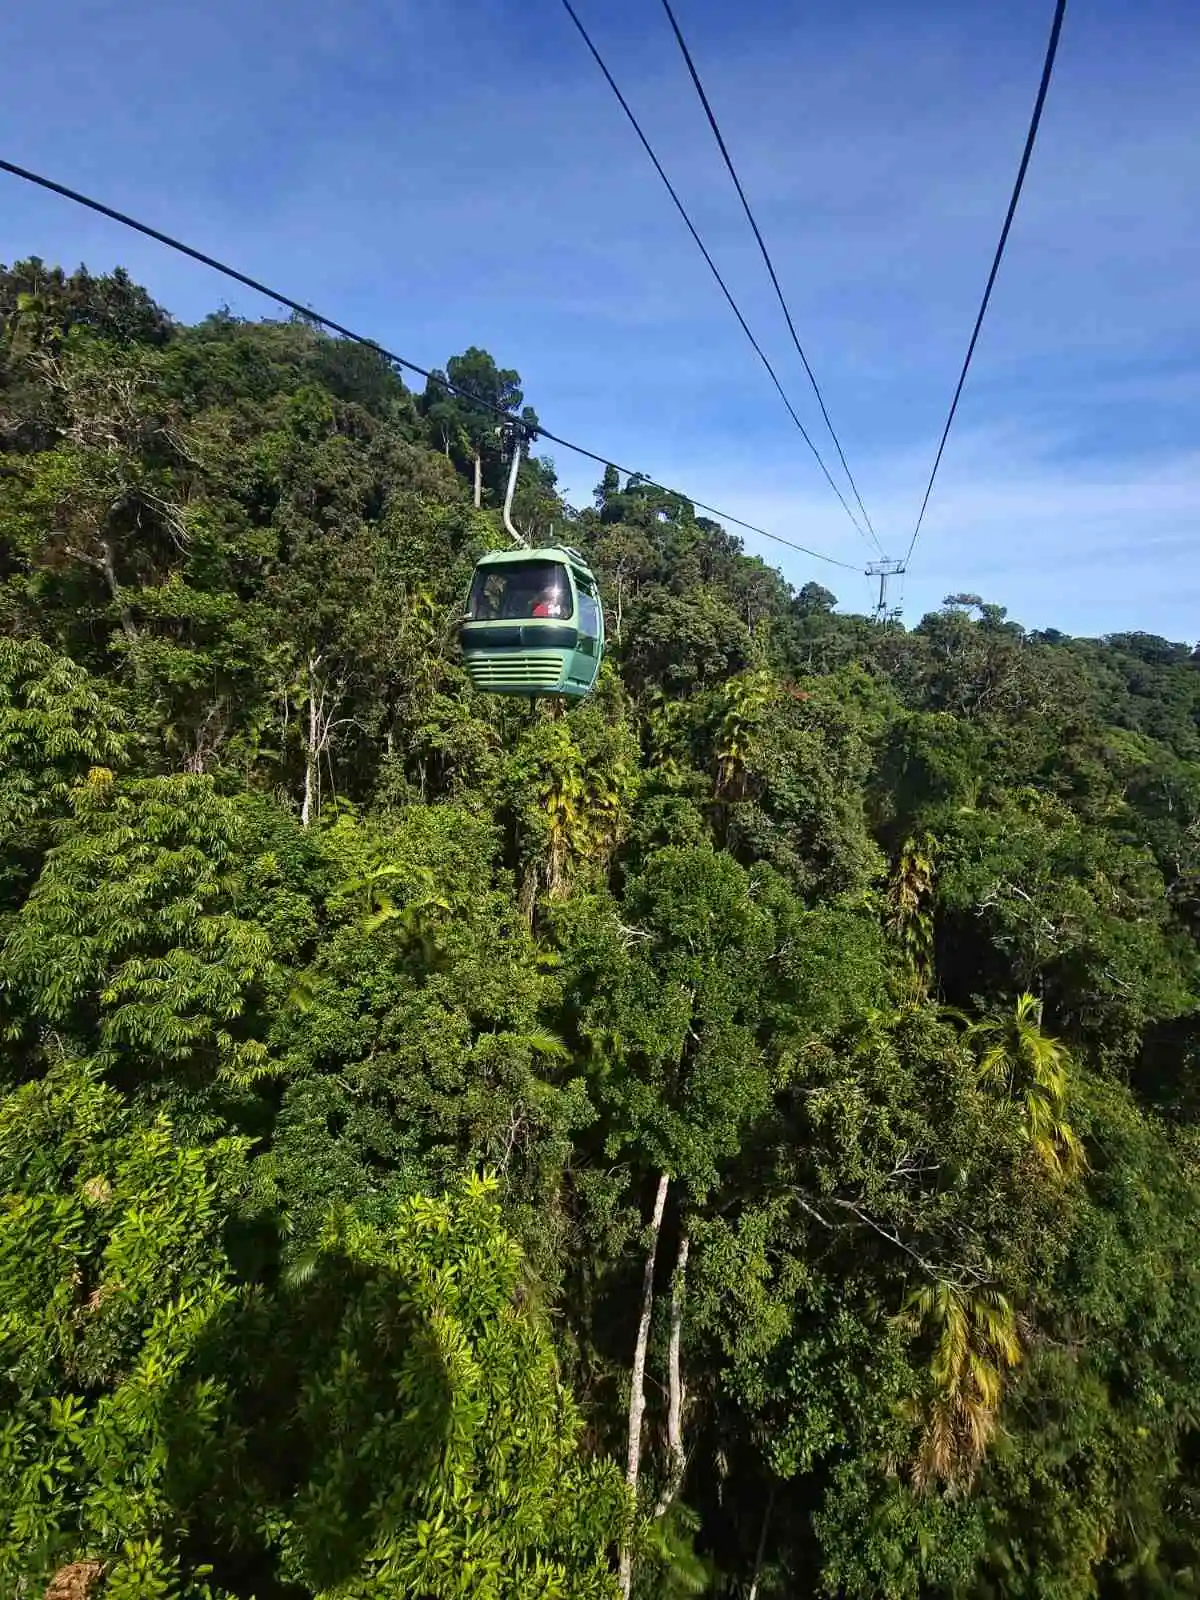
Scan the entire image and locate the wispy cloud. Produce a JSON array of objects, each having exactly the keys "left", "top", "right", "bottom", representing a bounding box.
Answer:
[{"left": 633, "top": 420, "right": 1200, "bottom": 637}]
